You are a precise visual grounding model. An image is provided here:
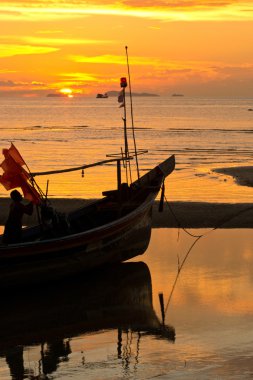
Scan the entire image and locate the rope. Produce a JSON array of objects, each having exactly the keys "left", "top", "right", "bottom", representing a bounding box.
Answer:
[
  {"left": 164, "top": 194, "right": 253, "bottom": 238},
  {"left": 164, "top": 195, "right": 203, "bottom": 238},
  {"left": 162, "top": 186, "right": 253, "bottom": 317},
  {"left": 164, "top": 236, "right": 201, "bottom": 315}
]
